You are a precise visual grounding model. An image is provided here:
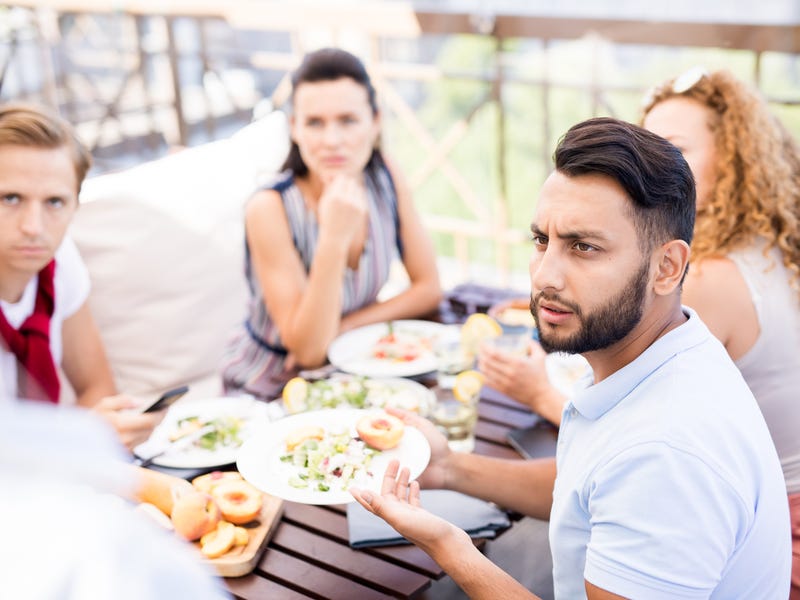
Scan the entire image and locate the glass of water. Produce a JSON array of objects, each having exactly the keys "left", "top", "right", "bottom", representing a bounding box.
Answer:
[
  {"left": 430, "top": 389, "right": 479, "bottom": 453},
  {"left": 433, "top": 328, "right": 474, "bottom": 389}
]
